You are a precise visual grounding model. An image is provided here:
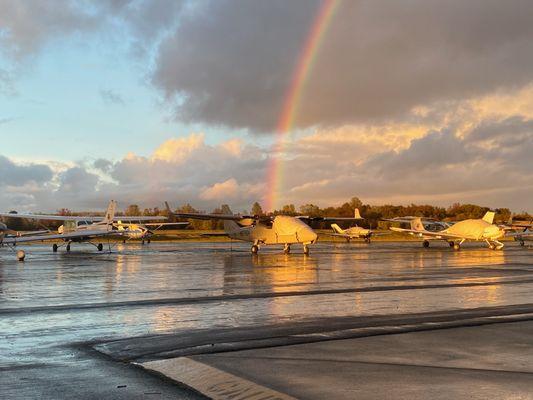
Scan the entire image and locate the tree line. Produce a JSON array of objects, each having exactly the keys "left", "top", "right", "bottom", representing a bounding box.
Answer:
[{"left": 4, "top": 197, "right": 527, "bottom": 231}]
